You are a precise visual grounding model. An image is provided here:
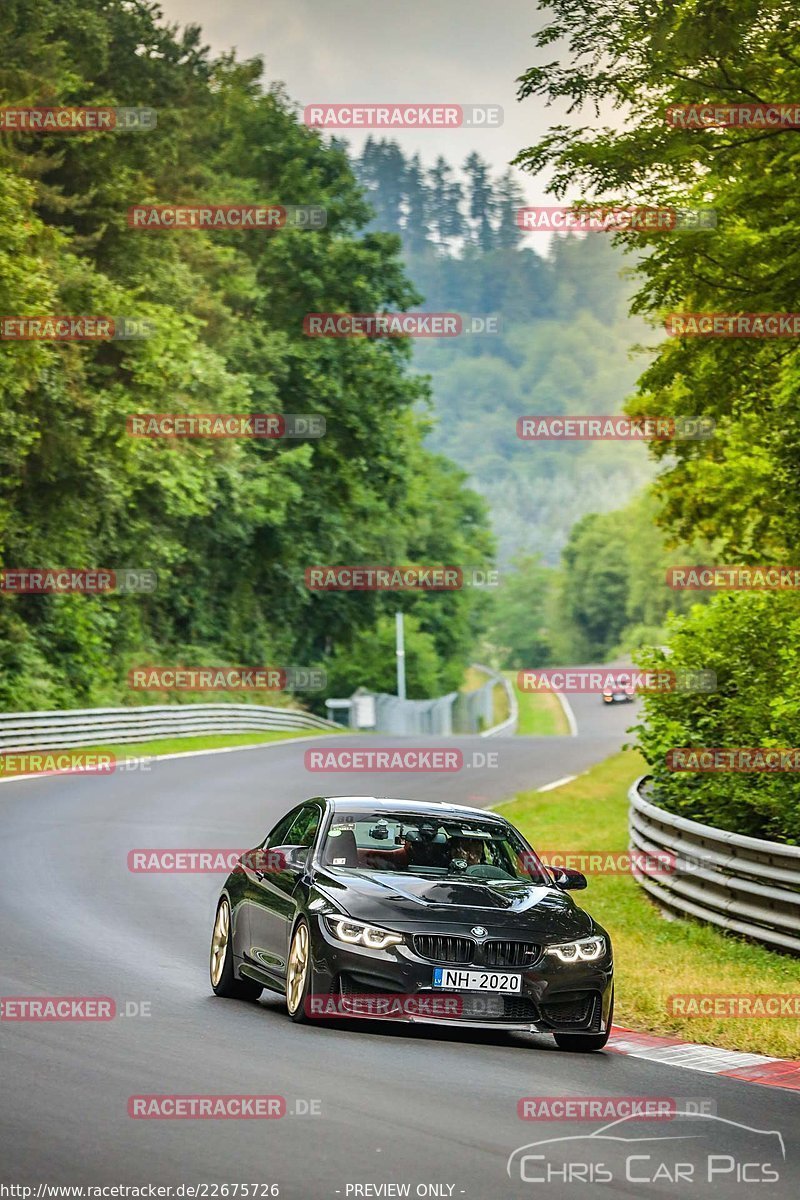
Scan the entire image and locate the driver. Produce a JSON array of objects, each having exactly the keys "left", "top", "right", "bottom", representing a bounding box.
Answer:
[
  {"left": 448, "top": 835, "right": 486, "bottom": 867},
  {"left": 448, "top": 833, "right": 513, "bottom": 881}
]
